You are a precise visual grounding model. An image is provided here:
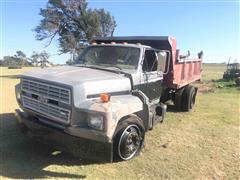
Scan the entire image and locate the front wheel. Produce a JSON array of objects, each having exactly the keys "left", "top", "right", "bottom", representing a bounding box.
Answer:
[{"left": 114, "top": 116, "right": 145, "bottom": 161}]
